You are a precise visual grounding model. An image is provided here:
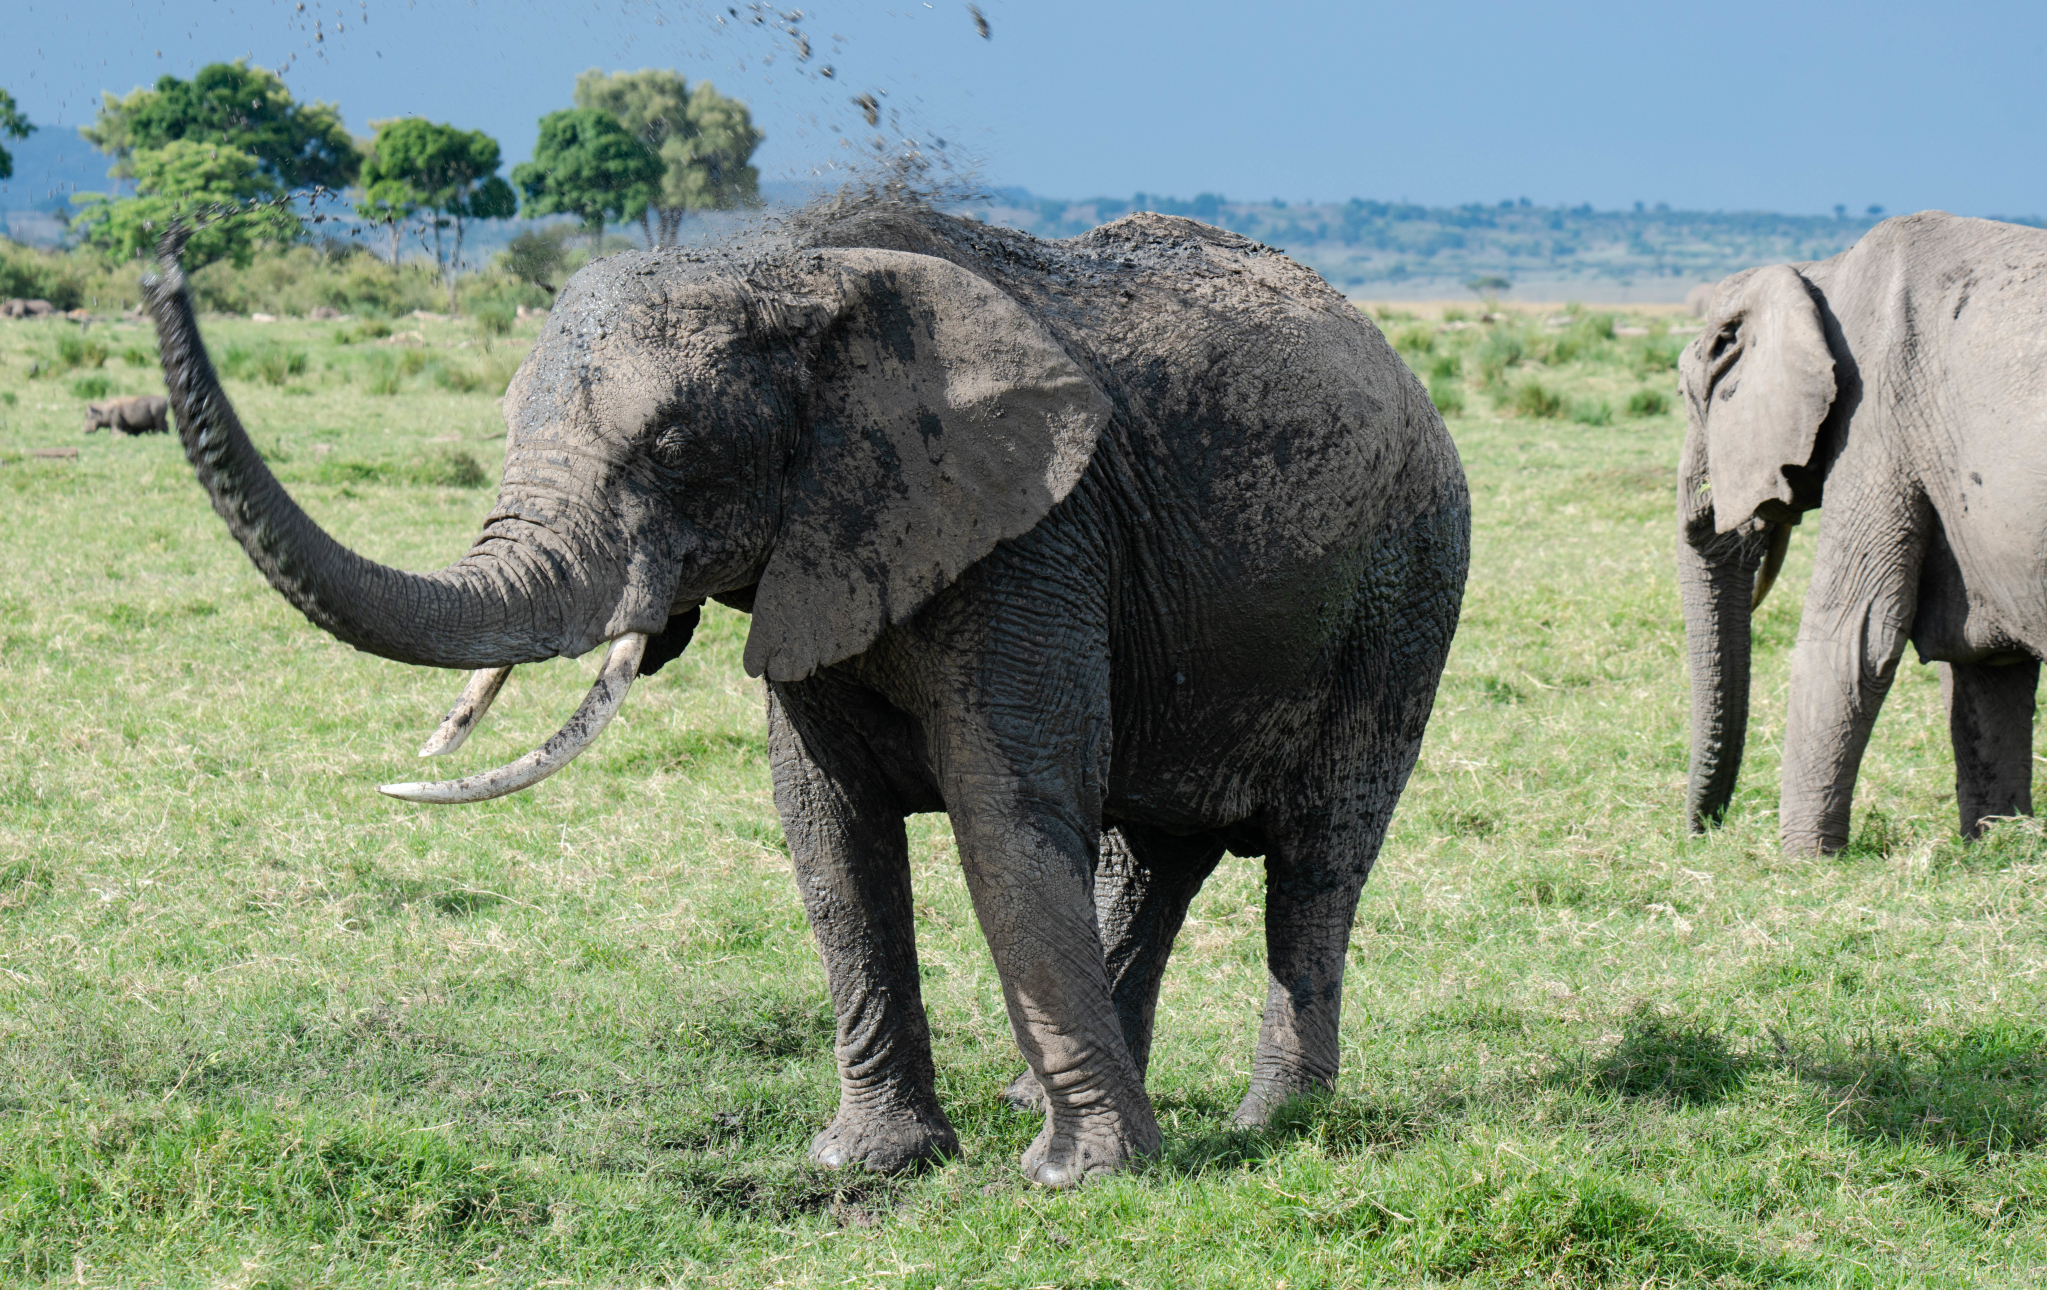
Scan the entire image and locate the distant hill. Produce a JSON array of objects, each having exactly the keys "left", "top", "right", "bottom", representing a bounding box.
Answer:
[{"left": 966, "top": 191, "right": 2047, "bottom": 303}]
